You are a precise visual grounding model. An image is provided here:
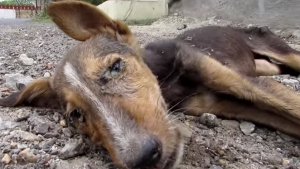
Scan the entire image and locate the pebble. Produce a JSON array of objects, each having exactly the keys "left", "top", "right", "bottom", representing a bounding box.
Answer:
[
  {"left": 19, "top": 53, "right": 34, "bottom": 66},
  {"left": 17, "top": 148, "right": 38, "bottom": 164},
  {"left": 209, "top": 165, "right": 223, "bottom": 169},
  {"left": 41, "top": 138, "right": 57, "bottom": 150},
  {"left": 276, "top": 131, "right": 300, "bottom": 142},
  {"left": 4, "top": 73, "right": 33, "bottom": 90},
  {"left": 59, "top": 138, "right": 87, "bottom": 159},
  {"left": 60, "top": 120, "right": 67, "bottom": 127},
  {"left": 292, "top": 29, "right": 300, "bottom": 39},
  {"left": 239, "top": 121, "right": 255, "bottom": 135},
  {"left": 44, "top": 132, "right": 59, "bottom": 138},
  {"left": 281, "top": 79, "right": 299, "bottom": 87},
  {"left": 1, "top": 153, "right": 11, "bottom": 164},
  {"left": 34, "top": 123, "right": 50, "bottom": 135},
  {"left": 10, "top": 130, "right": 42, "bottom": 141},
  {"left": 62, "top": 128, "right": 72, "bottom": 137},
  {"left": 44, "top": 72, "right": 51, "bottom": 77},
  {"left": 14, "top": 109, "right": 31, "bottom": 122},
  {"left": 199, "top": 113, "right": 219, "bottom": 128},
  {"left": 221, "top": 120, "right": 239, "bottom": 129},
  {"left": 282, "top": 158, "right": 290, "bottom": 165},
  {"left": 0, "top": 118, "right": 19, "bottom": 130}
]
